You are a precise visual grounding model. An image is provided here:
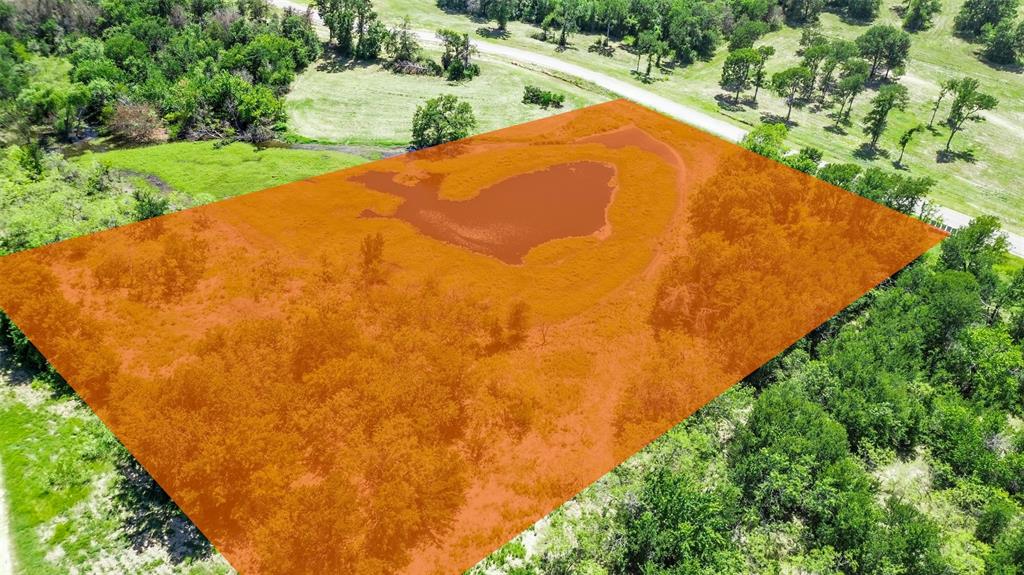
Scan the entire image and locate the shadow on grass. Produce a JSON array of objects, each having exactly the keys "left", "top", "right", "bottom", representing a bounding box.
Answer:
[
  {"left": 824, "top": 124, "right": 848, "bottom": 136},
  {"left": 315, "top": 51, "right": 377, "bottom": 73},
  {"left": 936, "top": 148, "right": 977, "bottom": 164},
  {"left": 760, "top": 112, "right": 795, "bottom": 127},
  {"left": 476, "top": 26, "right": 509, "bottom": 39},
  {"left": 854, "top": 143, "right": 890, "bottom": 161},
  {"left": 588, "top": 41, "right": 615, "bottom": 57},
  {"left": 976, "top": 51, "right": 1024, "bottom": 74},
  {"left": 714, "top": 93, "right": 744, "bottom": 112},
  {"left": 629, "top": 69, "right": 658, "bottom": 84},
  {"left": 116, "top": 453, "right": 214, "bottom": 565}
]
